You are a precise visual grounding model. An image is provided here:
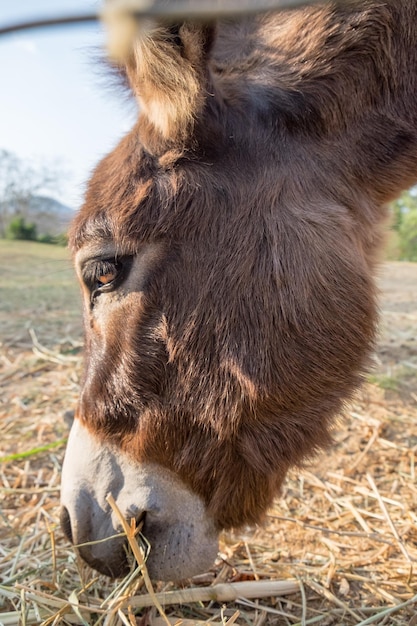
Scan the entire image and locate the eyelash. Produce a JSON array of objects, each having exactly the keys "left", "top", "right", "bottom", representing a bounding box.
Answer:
[{"left": 83, "top": 257, "right": 132, "bottom": 301}]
